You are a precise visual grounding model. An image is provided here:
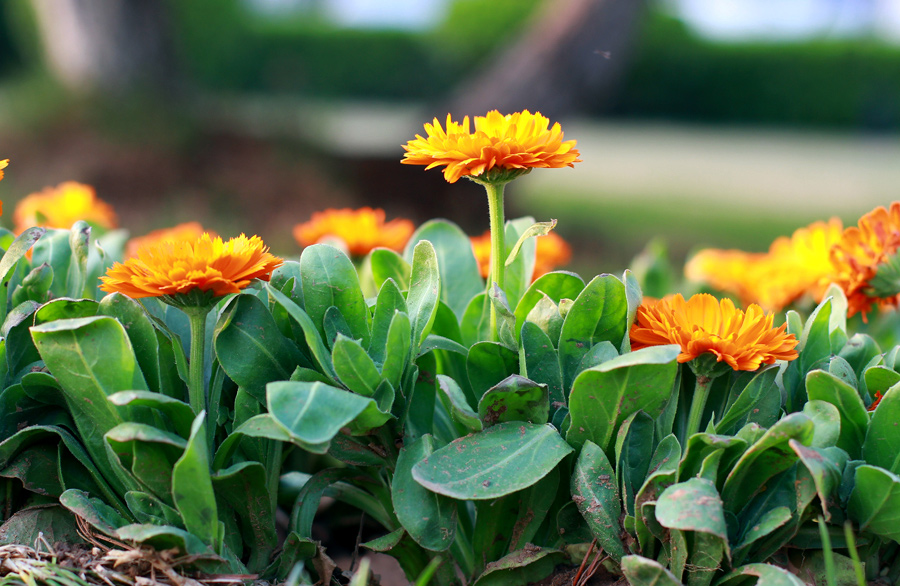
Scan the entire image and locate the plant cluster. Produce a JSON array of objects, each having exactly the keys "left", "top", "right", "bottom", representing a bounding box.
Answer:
[{"left": 0, "top": 109, "right": 897, "bottom": 586}]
